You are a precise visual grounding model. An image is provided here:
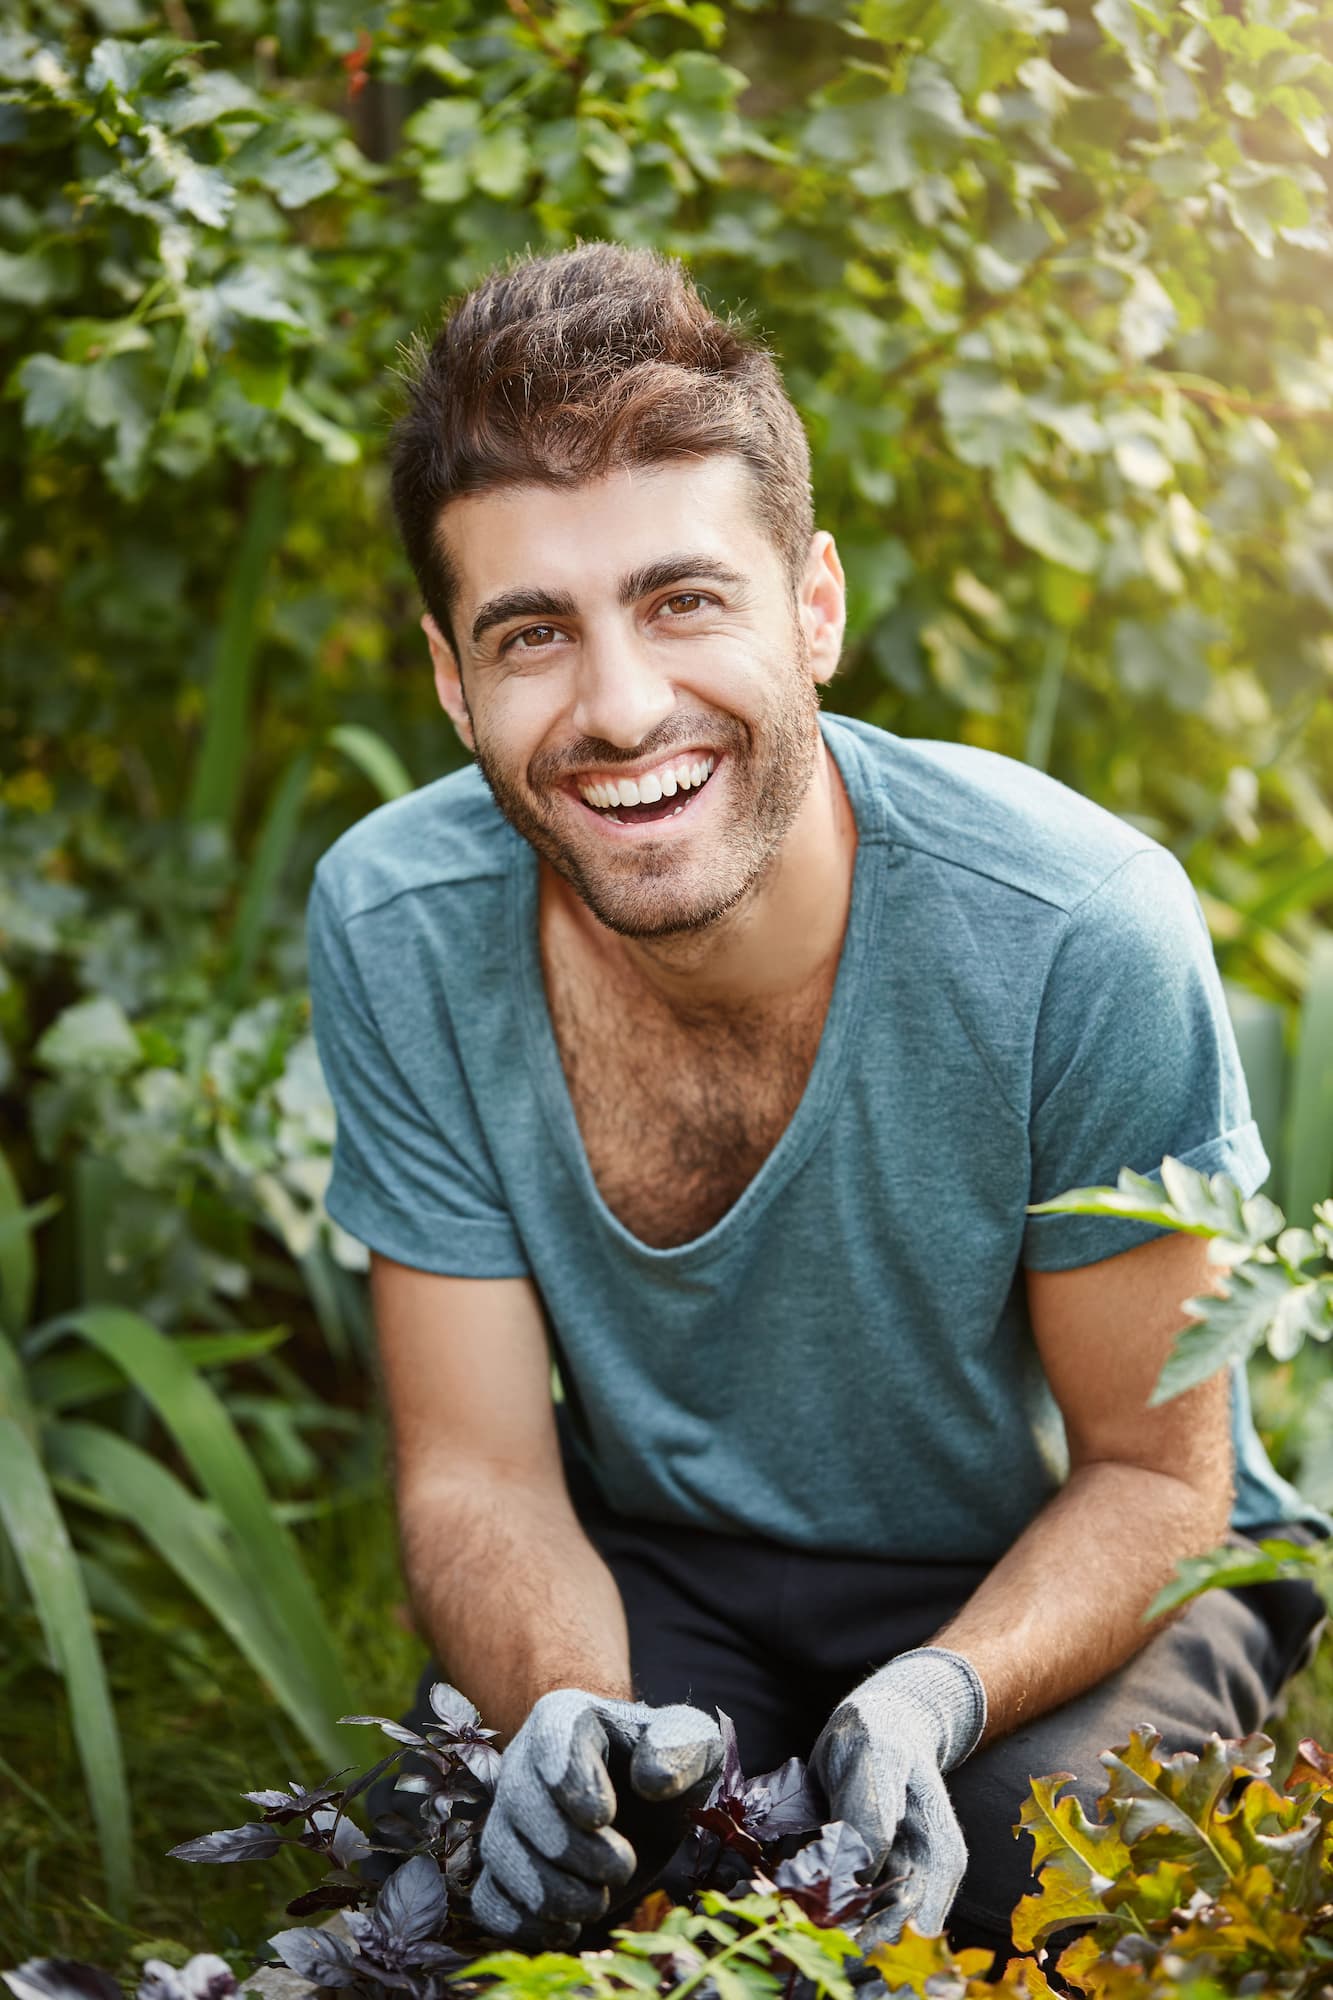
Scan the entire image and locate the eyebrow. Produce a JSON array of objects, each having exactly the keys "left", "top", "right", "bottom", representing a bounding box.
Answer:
[{"left": 469, "top": 553, "right": 749, "bottom": 649}]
